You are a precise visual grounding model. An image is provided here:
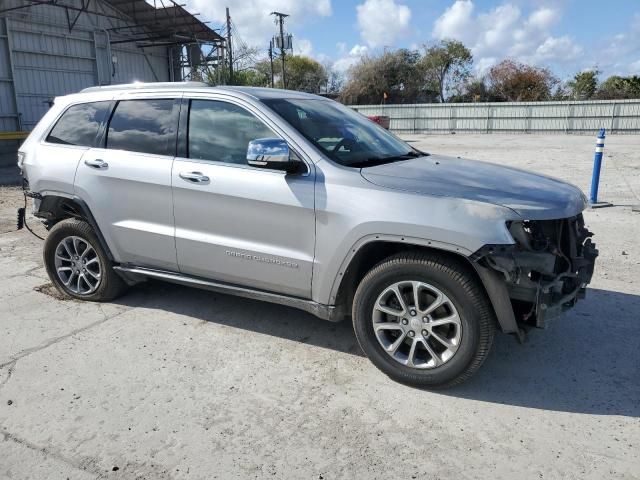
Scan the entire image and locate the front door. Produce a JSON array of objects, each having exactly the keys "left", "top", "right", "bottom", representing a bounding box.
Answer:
[{"left": 171, "top": 97, "right": 315, "bottom": 298}]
